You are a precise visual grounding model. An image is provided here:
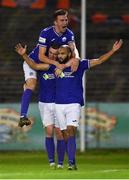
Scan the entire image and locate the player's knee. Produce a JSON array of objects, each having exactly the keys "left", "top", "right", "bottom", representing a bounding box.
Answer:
[
  {"left": 46, "top": 125, "right": 54, "bottom": 137},
  {"left": 67, "top": 126, "right": 76, "bottom": 137},
  {"left": 55, "top": 127, "right": 63, "bottom": 140},
  {"left": 61, "top": 129, "right": 69, "bottom": 141},
  {"left": 25, "top": 78, "right": 37, "bottom": 91}
]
